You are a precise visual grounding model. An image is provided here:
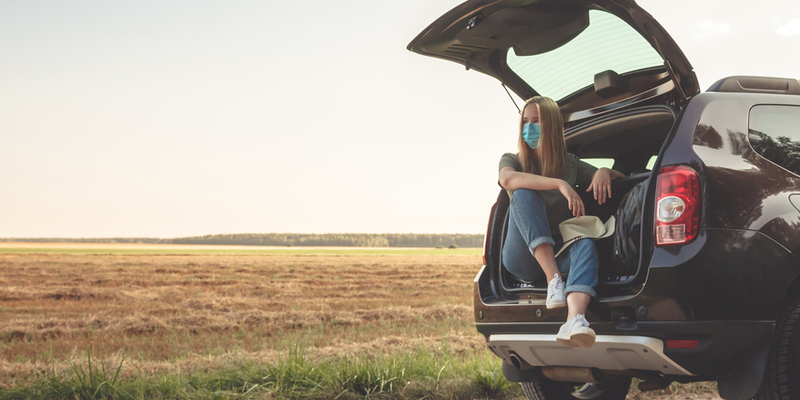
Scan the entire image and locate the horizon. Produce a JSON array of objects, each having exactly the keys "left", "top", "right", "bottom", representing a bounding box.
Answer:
[{"left": 0, "top": 231, "right": 485, "bottom": 239}]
